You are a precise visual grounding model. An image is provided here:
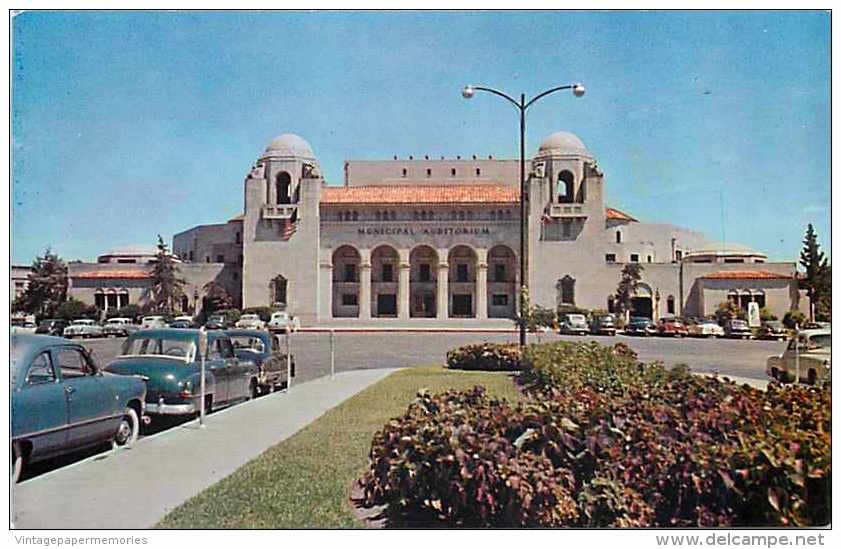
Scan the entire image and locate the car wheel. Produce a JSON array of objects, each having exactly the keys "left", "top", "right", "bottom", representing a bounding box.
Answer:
[
  {"left": 249, "top": 379, "right": 259, "bottom": 400},
  {"left": 113, "top": 407, "right": 140, "bottom": 449},
  {"left": 10, "top": 442, "right": 24, "bottom": 483}
]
